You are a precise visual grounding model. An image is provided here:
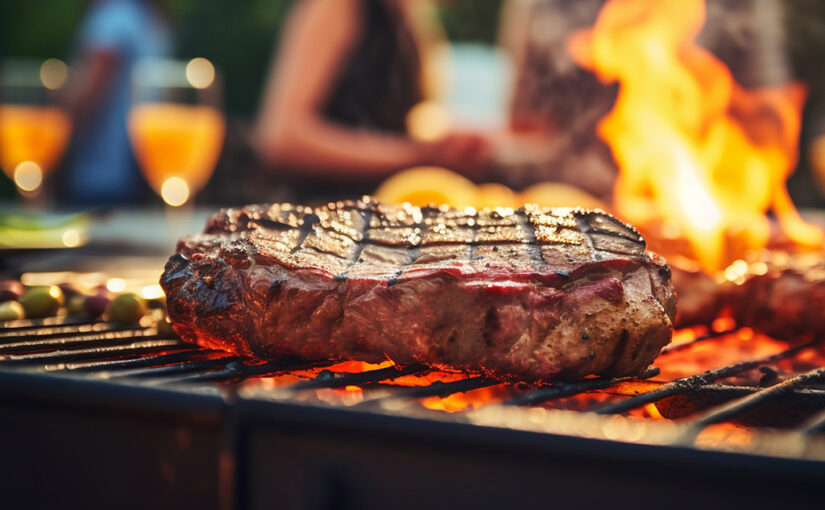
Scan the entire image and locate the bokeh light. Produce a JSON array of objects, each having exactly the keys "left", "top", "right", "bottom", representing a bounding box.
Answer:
[
  {"left": 106, "top": 278, "right": 127, "bottom": 293},
  {"left": 13, "top": 161, "right": 43, "bottom": 192},
  {"left": 185, "top": 58, "right": 215, "bottom": 89},
  {"left": 406, "top": 100, "right": 450, "bottom": 142},
  {"left": 161, "top": 176, "right": 191, "bottom": 206},
  {"left": 61, "top": 229, "right": 81, "bottom": 248},
  {"left": 141, "top": 284, "right": 164, "bottom": 300},
  {"left": 39, "top": 58, "right": 68, "bottom": 90}
]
